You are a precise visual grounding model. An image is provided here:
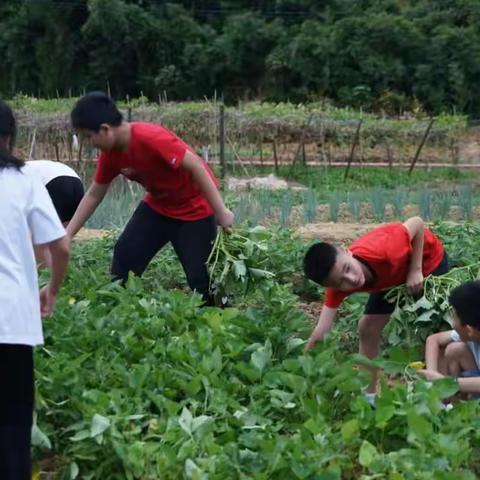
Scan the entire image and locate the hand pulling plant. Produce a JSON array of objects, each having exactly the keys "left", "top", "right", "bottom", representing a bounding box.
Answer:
[
  {"left": 207, "top": 225, "right": 275, "bottom": 303},
  {"left": 385, "top": 262, "right": 480, "bottom": 346}
]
